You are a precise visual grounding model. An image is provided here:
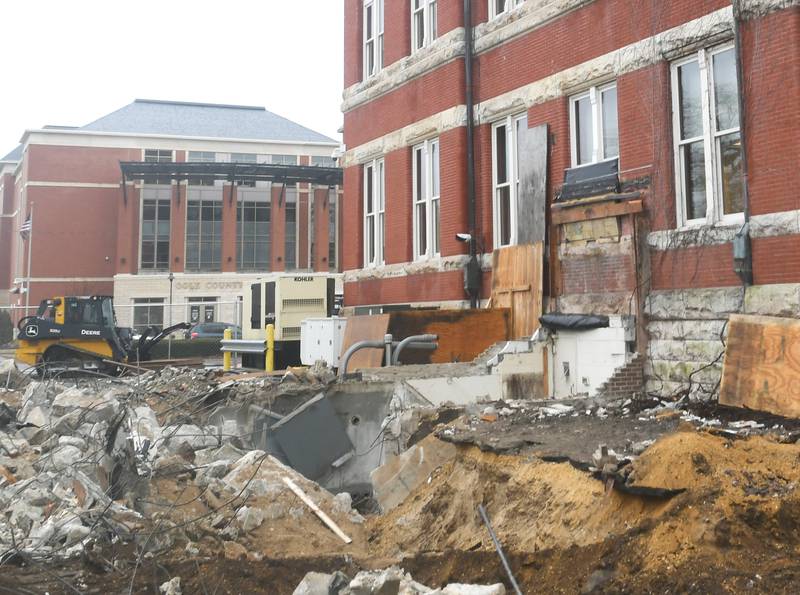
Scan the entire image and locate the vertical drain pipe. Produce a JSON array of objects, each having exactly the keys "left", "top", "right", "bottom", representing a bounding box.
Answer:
[
  {"left": 732, "top": 0, "right": 753, "bottom": 286},
  {"left": 464, "top": 0, "right": 481, "bottom": 308}
]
